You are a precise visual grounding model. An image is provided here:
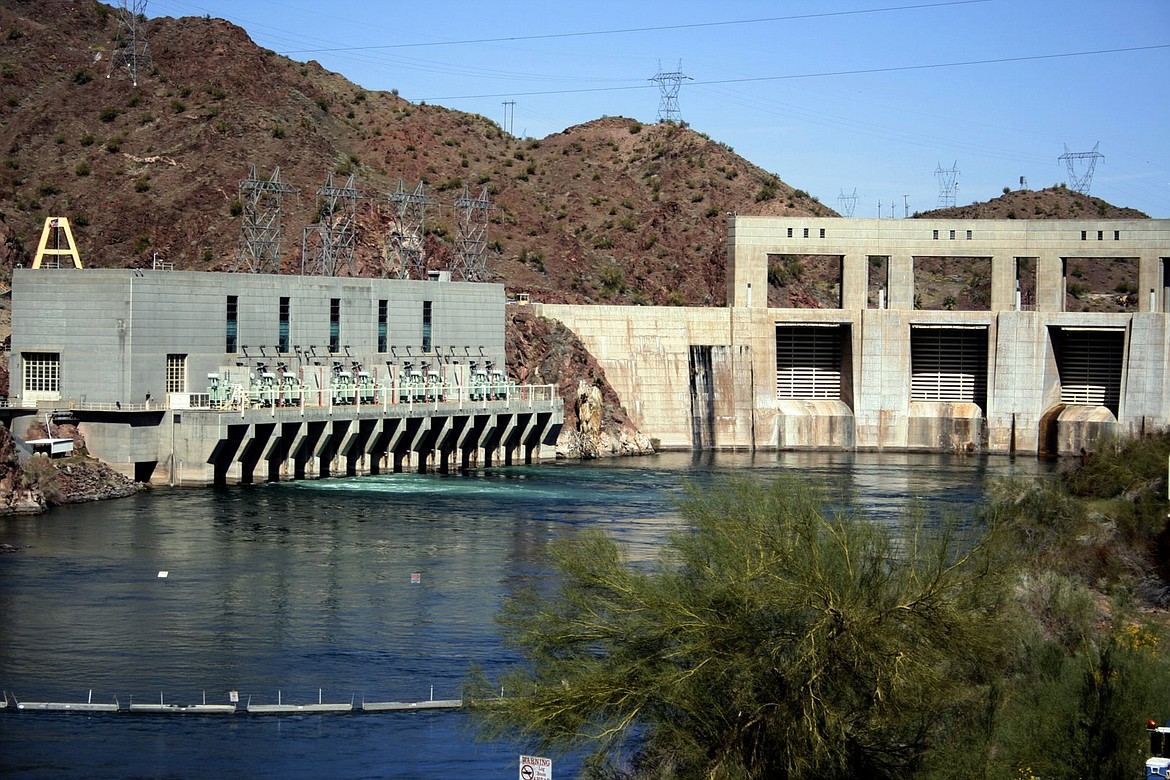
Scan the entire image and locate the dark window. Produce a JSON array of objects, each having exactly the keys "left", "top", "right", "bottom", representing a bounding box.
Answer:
[
  {"left": 966, "top": 230, "right": 973, "bottom": 240},
  {"left": 278, "top": 297, "right": 290, "bottom": 353},
  {"left": 377, "top": 299, "right": 388, "bottom": 353},
  {"left": 1081, "top": 230, "right": 1087, "bottom": 240},
  {"left": 422, "top": 300, "right": 432, "bottom": 353},
  {"left": 226, "top": 296, "right": 238, "bottom": 353},
  {"left": 787, "top": 227, "right": 793, "bottom": 238},
  {"left": 949, "top": 229, "right": 956, "bottom": 240},
  {"left": 802, "top": 227, "right": 809, "bottom": 238},
  {"left": 1114, "top": 230, "right": 1120, "bottom": 241},
  {"left": 1097, "top": 230, "right": 1103, "bottom": 241},
  {"left": 933, "top": 230, "right": 939, "bottom": 240},
  {"left": 819, "top": 228, "right": 825, "bottom": 238},
  {"left": 329, "top": 298, "right": 340, "bottom": 353}
]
